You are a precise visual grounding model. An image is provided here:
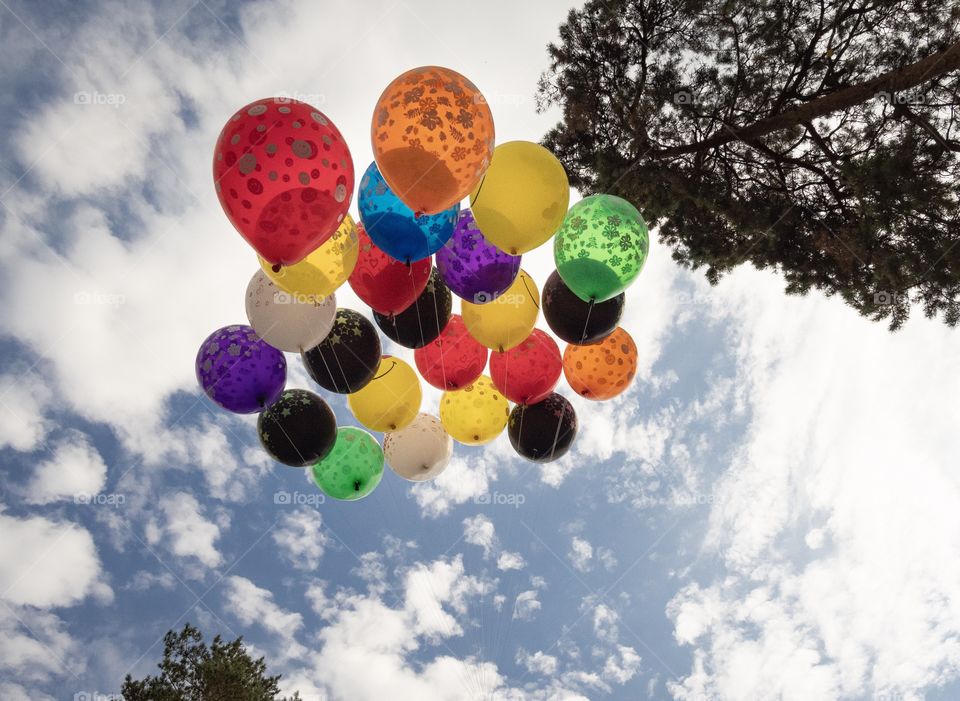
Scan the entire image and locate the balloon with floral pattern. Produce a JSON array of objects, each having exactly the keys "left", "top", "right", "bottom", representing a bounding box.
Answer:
[
  {"left": 371, "top": 66, "right": 494, "bottom": 215},
  {"left": 554, "top": 194, "right": 649, "bottom": 302},
  {"left": 436, "top": 210, "right": 521, "bottom": 304}
]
